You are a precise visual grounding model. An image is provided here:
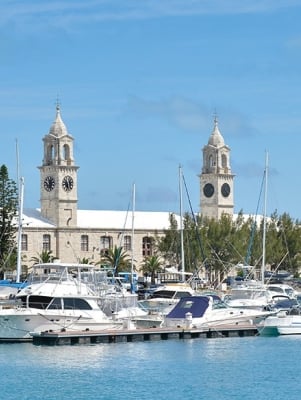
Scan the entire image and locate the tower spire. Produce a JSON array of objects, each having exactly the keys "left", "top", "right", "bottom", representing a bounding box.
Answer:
[{"left": 213, "top": 109, "right": 218, "bottom": 127}]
